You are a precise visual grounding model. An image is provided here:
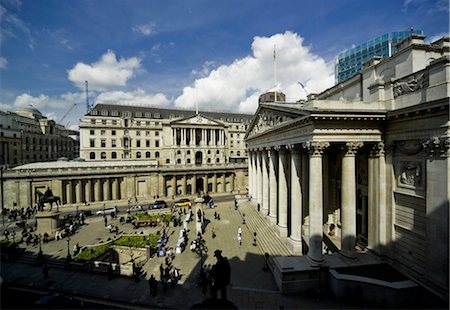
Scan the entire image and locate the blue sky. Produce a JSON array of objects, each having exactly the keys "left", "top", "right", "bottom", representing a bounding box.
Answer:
[{"left": 1, "top": 0, "right": 448, "bottom": 128}]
